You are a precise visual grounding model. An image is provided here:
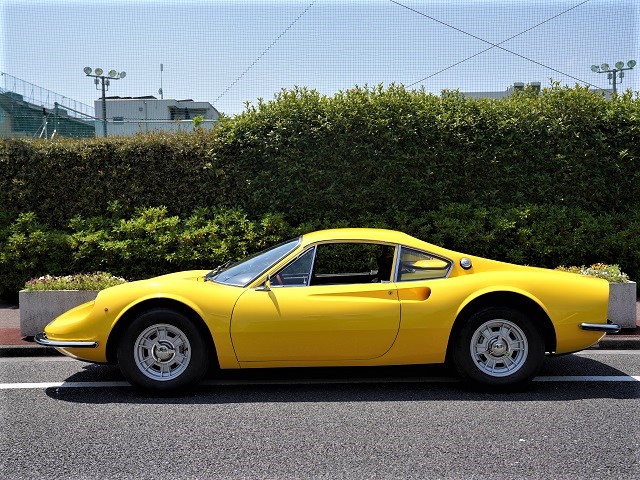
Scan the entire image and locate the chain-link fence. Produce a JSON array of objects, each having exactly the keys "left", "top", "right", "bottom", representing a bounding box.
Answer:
[{"left": 0, "top": 73, "right": 95, "bottom": 139}]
